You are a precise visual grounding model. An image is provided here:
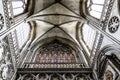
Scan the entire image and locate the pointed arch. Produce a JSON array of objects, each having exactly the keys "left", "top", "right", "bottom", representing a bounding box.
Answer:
[{"left": 94, "top": 45, "right": 120, "bottom": 79}]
